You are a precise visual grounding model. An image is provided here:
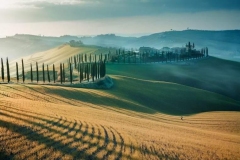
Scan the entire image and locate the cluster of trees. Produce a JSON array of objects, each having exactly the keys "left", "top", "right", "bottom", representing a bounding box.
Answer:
[
  {"left": 69, "top": 40, "right": 84, "bottom": 47},
  {"left": 108, "top": 42, "right": 209, "bottom": 63},
  {"left": 0, "top": 56, "right": 106, "bottom": 84},
  {"left": 67, "top": 53, "right": 106, "bottom": 83}
]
